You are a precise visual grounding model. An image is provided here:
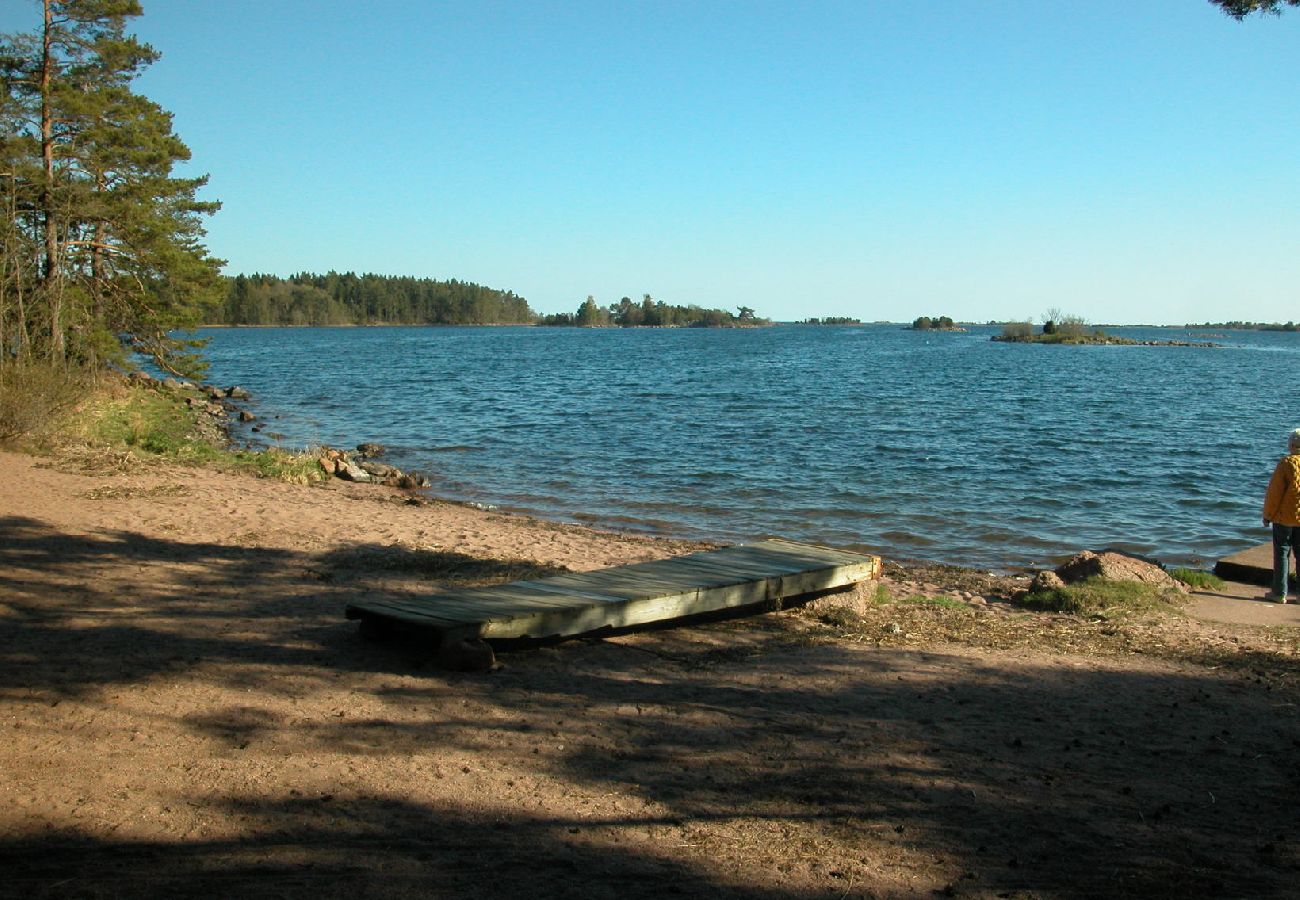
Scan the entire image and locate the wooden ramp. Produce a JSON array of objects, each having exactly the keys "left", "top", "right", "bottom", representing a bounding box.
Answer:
[{"left": 346, "top": 538, "right": 881, "bottom": 645}]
